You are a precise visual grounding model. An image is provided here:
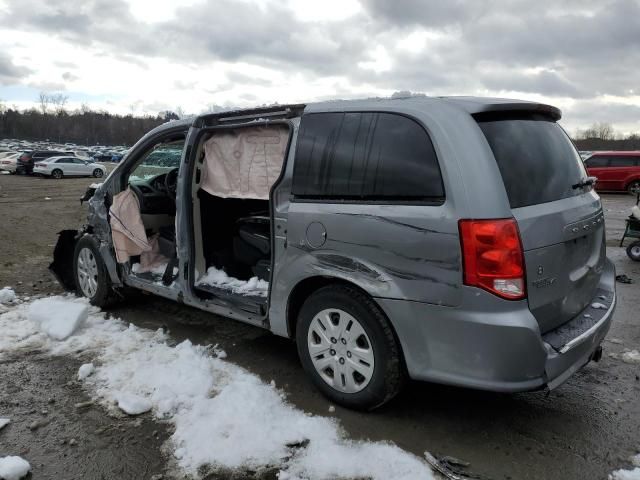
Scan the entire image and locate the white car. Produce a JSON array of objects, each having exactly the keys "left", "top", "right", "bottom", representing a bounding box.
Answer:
[
  {"left": 33, "top": 156, "right": 107, "bottom": 179},
  {"left": 0, "top": 152, "right": 19, "bottom": 174}
]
